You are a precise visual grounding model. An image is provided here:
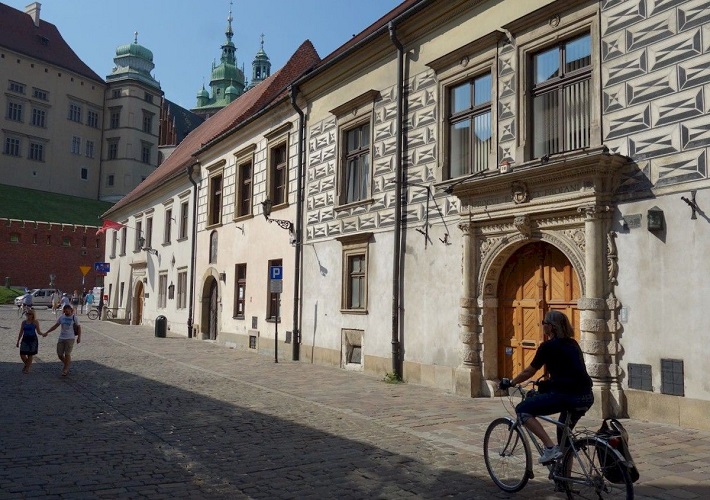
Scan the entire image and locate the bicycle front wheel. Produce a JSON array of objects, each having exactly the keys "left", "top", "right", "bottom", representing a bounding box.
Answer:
[
  {"left": 87, "top": 309, "right": 99, "bottom": 320},
  {"left": 561, "top": 437, "right": 633, "bottom": 499},
  {"left": 483, "top": 417, "right": 532, "bottom": 492}
]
